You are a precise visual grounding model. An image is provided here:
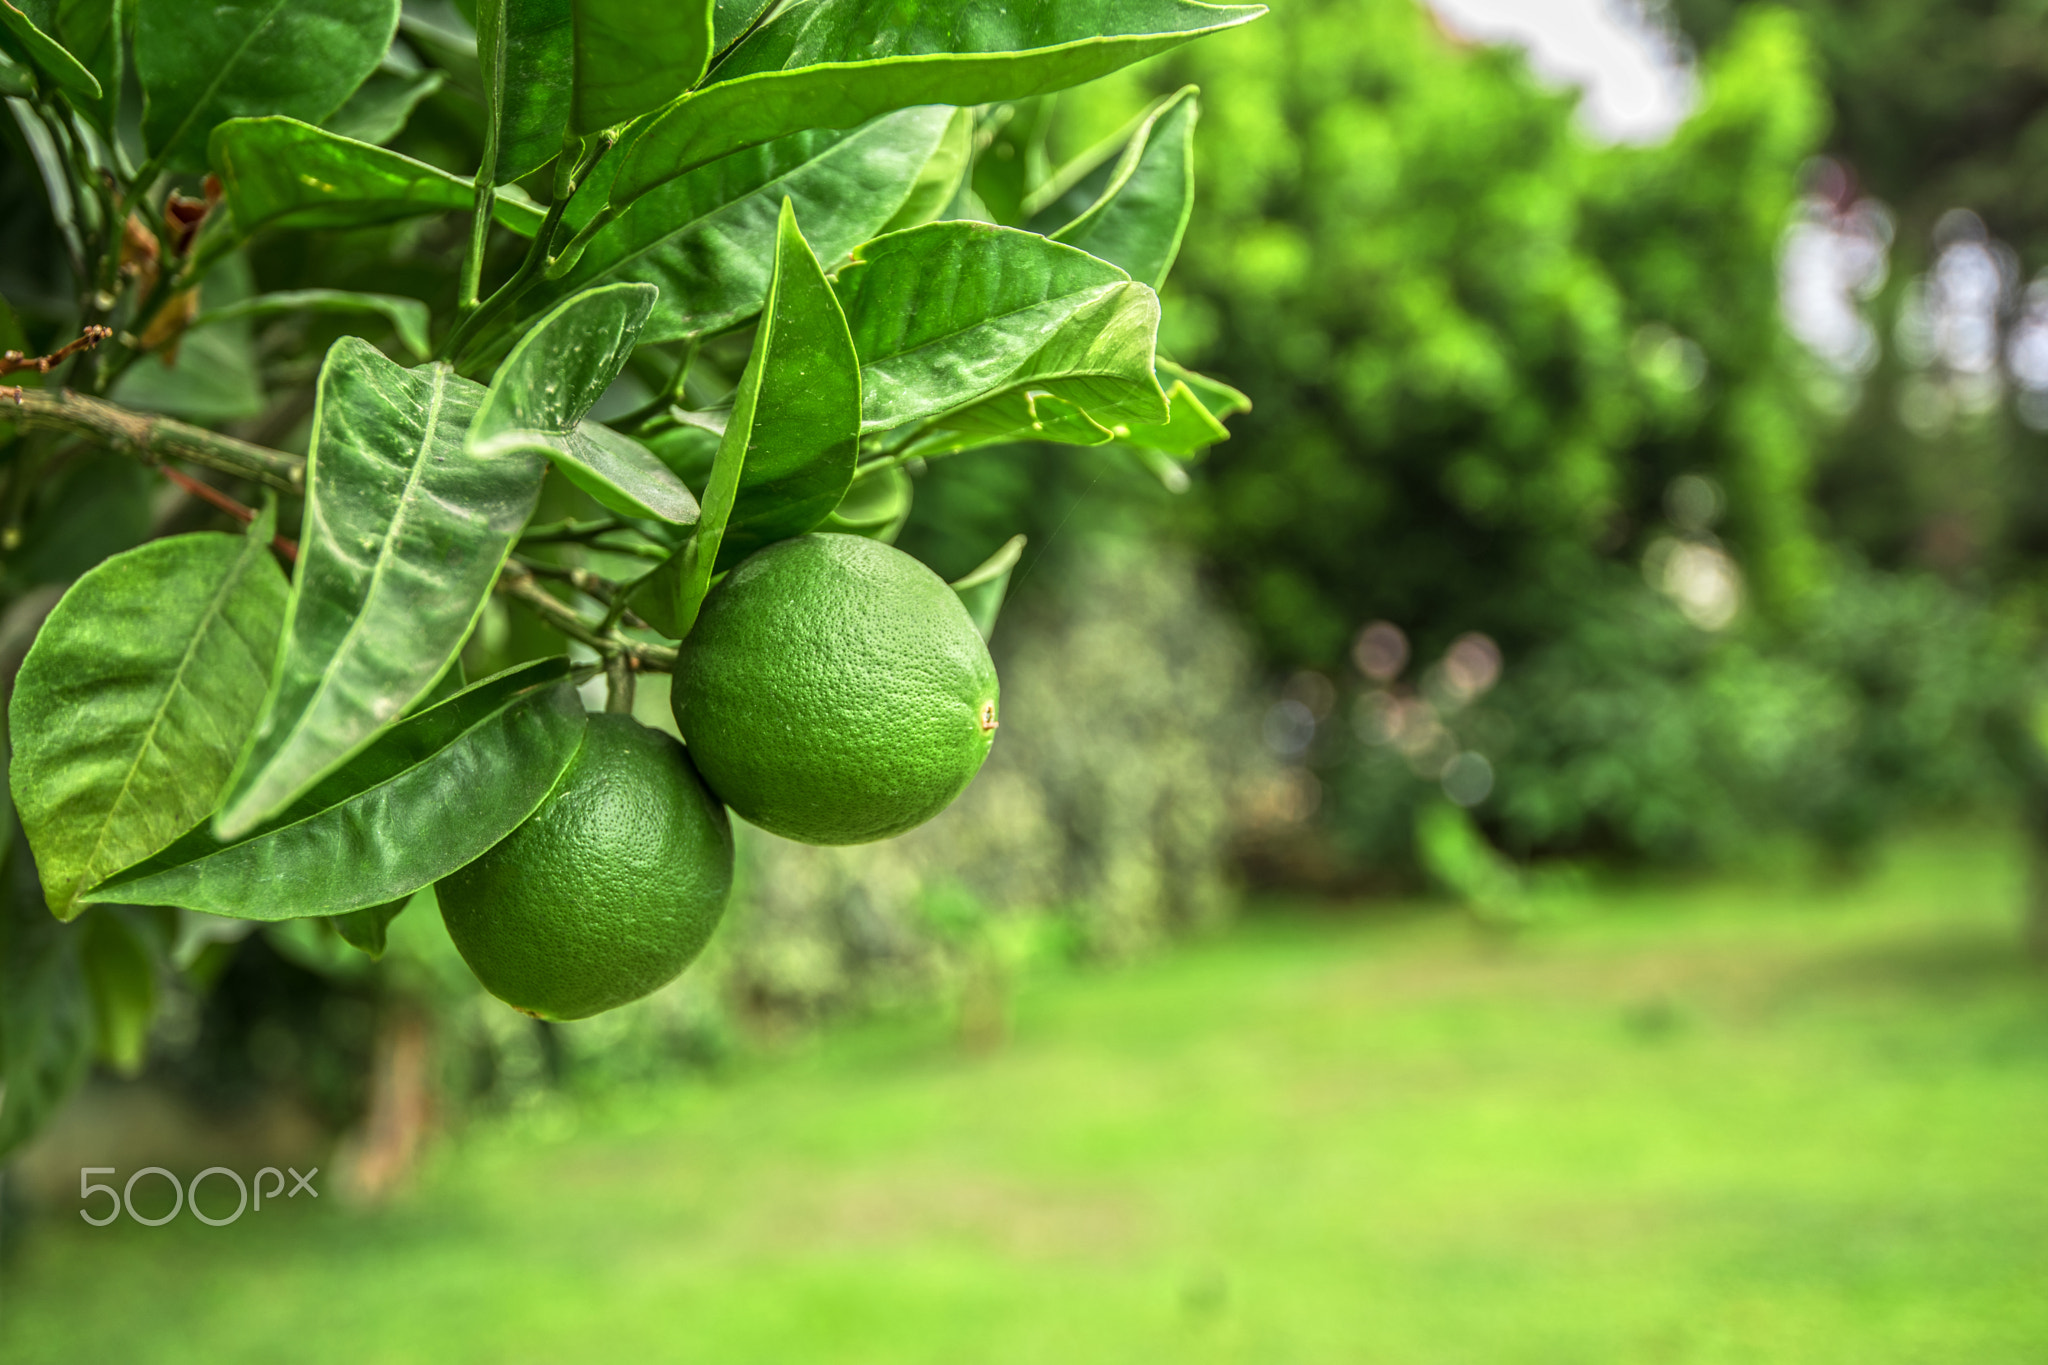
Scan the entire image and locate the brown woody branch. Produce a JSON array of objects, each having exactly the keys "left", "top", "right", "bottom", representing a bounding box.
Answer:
[{"left": 3, "top": 386, "right": 305, "bottom": 494}]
